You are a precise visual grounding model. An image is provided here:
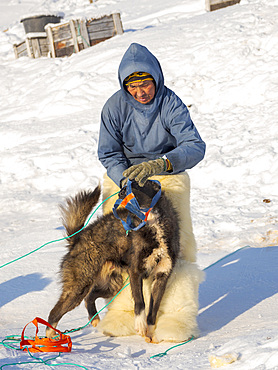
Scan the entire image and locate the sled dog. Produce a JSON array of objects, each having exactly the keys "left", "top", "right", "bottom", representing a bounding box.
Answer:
[{"left": 46, "top": 180, "right": 180, "bottom": 342}]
